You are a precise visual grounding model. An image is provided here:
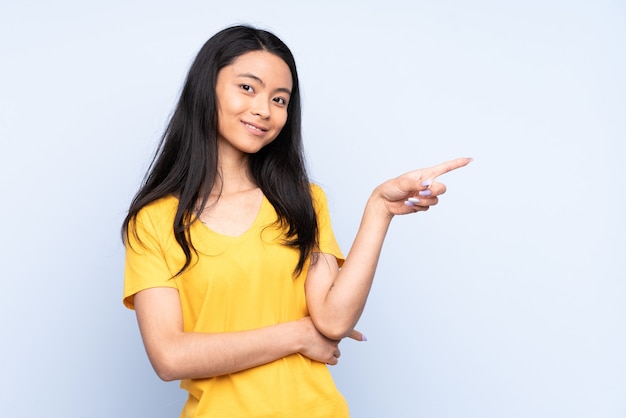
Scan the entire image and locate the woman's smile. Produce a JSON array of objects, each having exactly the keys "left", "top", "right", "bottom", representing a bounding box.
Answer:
[{"left": 241, "top": 120, "right": 269, "bottom": 135}]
